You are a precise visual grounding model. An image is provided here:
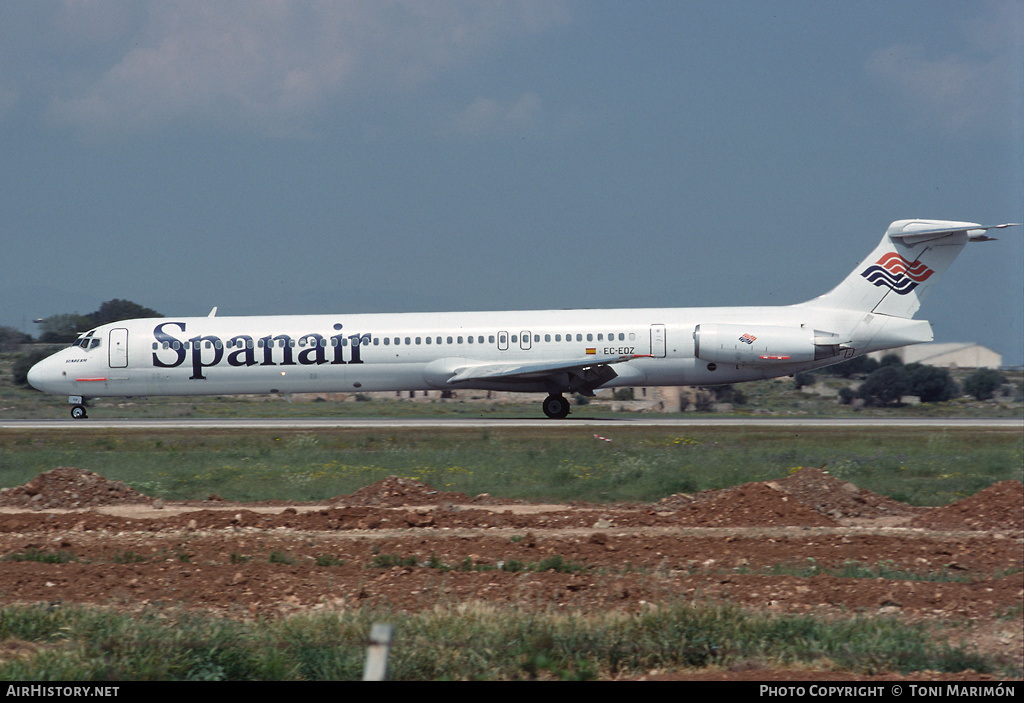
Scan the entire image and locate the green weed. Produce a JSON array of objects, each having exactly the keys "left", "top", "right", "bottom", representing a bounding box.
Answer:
[
  {"left": 314, "top": 555, "right": 345, "bottom": 567},
  {"left": 0, "top": 602, "right": 1011, "bottom": 680},
  {"left": 370, "top": 554, "right": 417, "bottom": 569},
  {"left": 111, "top": 551, "right": 146, "bottom": 564},
  {"left": 2, "top": 549, "right": 76, "bottom": 564},
  {"left": 268, "top": 551, "right": 295, "bottom": 565}
]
